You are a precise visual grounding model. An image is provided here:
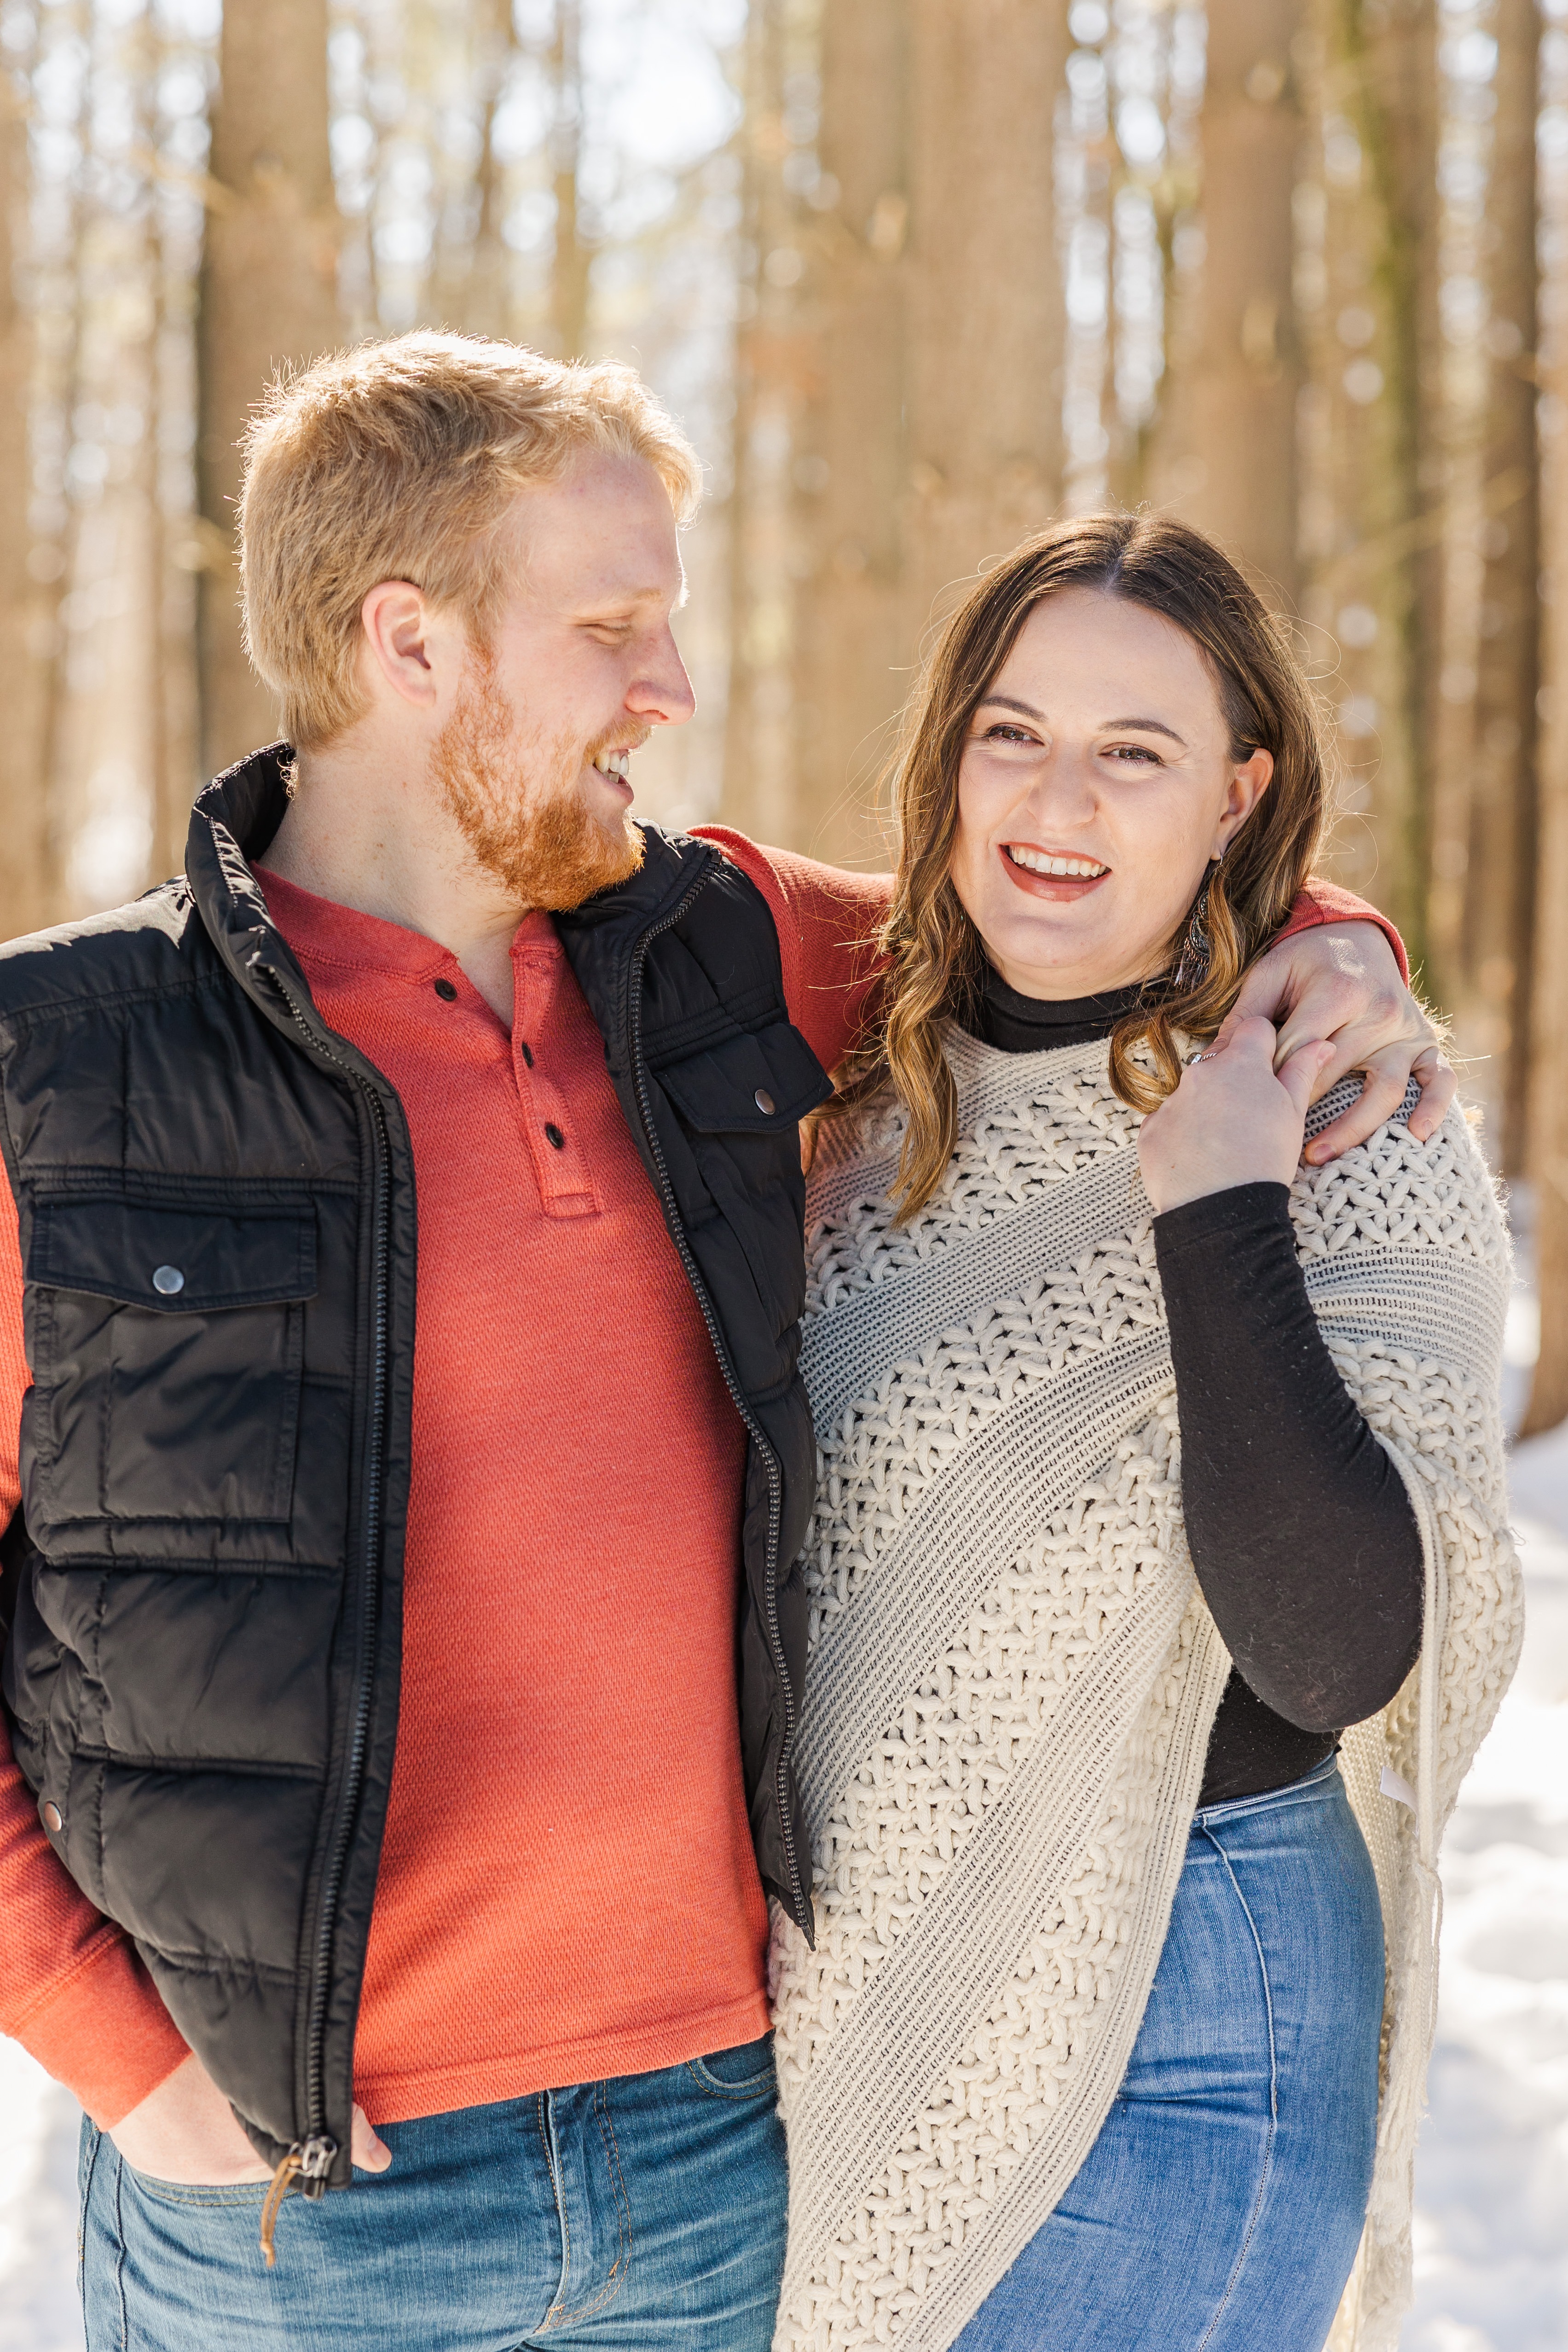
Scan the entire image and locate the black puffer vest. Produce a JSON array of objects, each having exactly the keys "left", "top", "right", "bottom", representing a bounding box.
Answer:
[{"left": 0, "top": 747, "right": 831, "bottom": 2190}]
